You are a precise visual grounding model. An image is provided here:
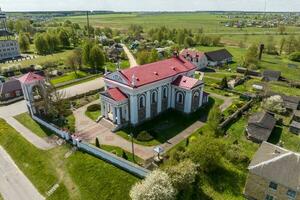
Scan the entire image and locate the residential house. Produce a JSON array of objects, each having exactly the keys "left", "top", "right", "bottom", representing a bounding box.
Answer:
[
  {"left": 180, "top": 49, "right": 208, "bottom": 70},
  {"left": 100, "top": 54, "right": 208, "bottom": 128},
  {"left": 244, "top": 142, "right": 300, "bottom": 200},
  {"left": 290, "top": 110, "right": 300, "bottom": 134},
  {"left": 246, "top": 111, "right": 276, "bottom": 143},
  {"left": 0, "top": 78, "right": 23, "bottom": 102},
  {"left": 262, "top": 70, "right": 281, "bottom": 82},
  {"left": 204, "top": 49, "right": 233, "bottom": 67}
]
